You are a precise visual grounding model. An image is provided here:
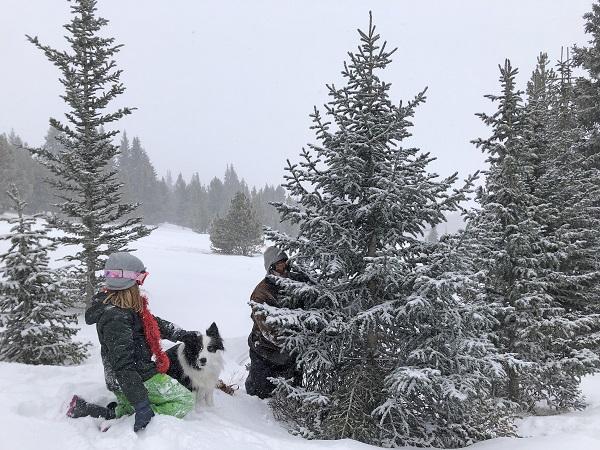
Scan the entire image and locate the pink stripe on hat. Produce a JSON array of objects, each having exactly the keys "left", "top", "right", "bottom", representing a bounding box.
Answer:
[{"left": 104, "top": 269, "right": 144, "bottom": 280}]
